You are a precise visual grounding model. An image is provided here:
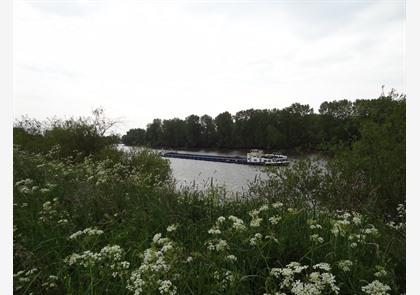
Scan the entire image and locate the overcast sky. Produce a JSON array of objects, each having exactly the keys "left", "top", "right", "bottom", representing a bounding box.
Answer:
[{"left": 13, "top": 0, "right": 405, "bottom": 133}]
